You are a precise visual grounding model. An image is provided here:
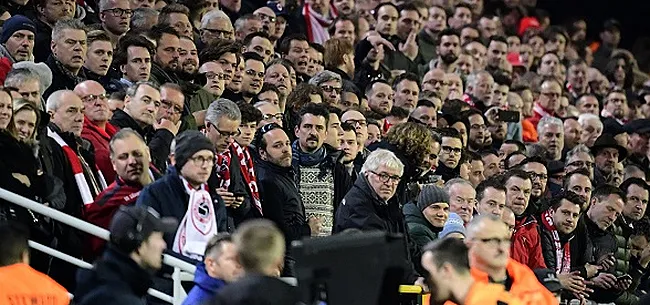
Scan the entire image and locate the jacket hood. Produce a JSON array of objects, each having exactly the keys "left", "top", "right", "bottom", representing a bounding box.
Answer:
[
  {"left": 193, "top": 262, "right": 227, "bottom": 292},
  {"left": 403, "top": 202, "right": 427, "bottom": 225}
]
